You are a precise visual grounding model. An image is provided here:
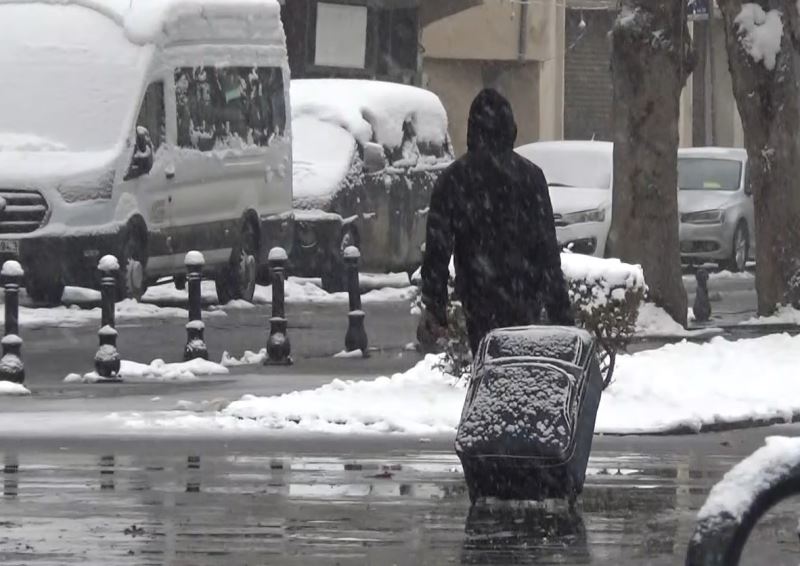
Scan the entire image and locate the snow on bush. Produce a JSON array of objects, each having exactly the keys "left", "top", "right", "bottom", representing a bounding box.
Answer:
[
  {"left": 696, "top": 436, "right": 800, "bottom": 528},
  {"left": 64, "top": 357, "right": 228, "bottom": 383},
  {"left": 735, "top": 4, "right": 783, "bottom": 71},
  {"left": 411, "top": 253, "right": 646, "bottom": 377}
]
